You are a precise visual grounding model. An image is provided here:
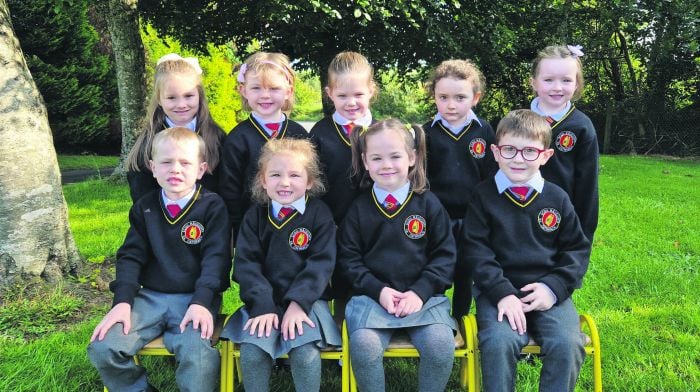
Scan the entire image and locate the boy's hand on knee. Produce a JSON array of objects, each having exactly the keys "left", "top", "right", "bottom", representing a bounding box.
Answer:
[
  {"left": 180, "top": 304, "right": 214, "bottom": 339},
  {"left": 395, "top": 290, "right": 423, "bottom": 317},
  {"left": 520, "top": 283, "right": 556, "bottom": 312},
  {"left": 244, "top": 313, "right": 279, "bottom": 338},
  {"left": 497, "top": 295, "right": 527, "bottom": 335},
  {"left": 281, "top": 301, "right": 315, "bottom": 341},
  {"left": 91, "top": 302, "right": 131, "bottom": 342}
]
